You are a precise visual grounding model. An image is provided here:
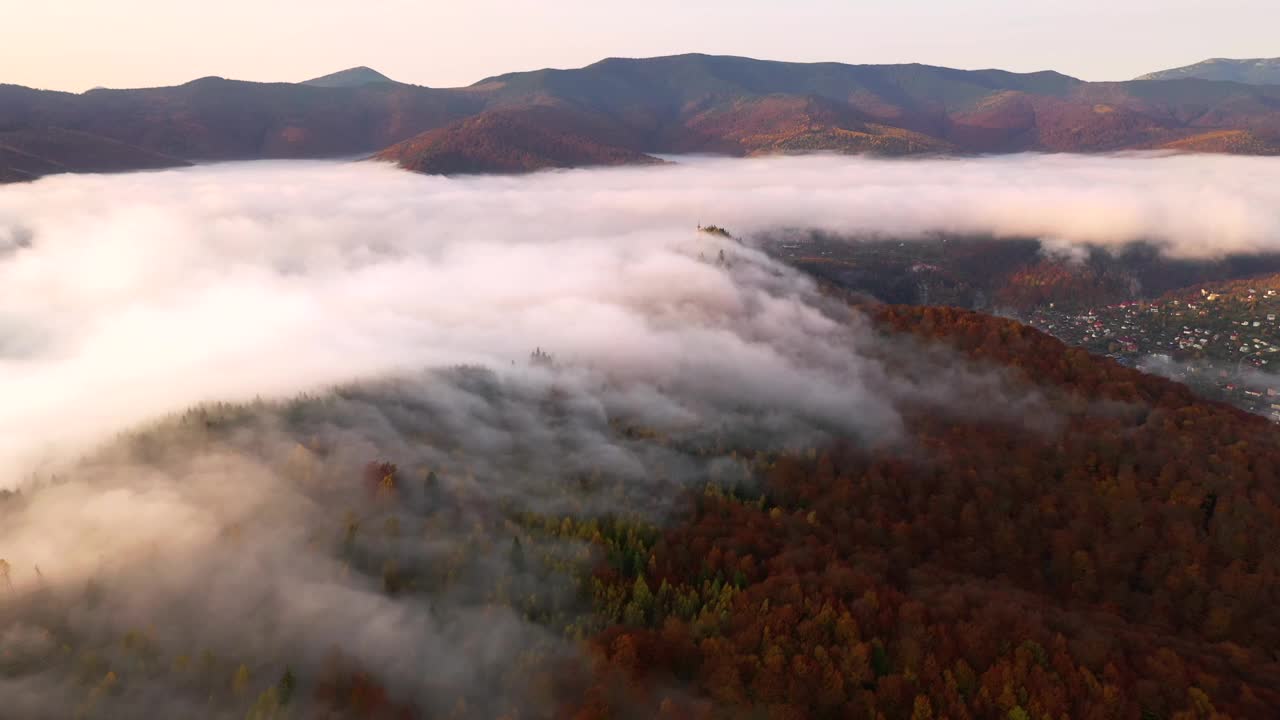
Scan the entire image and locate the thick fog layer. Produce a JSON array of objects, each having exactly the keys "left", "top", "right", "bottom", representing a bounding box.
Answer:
[
  {"left": 0, "top": 153, "right": 1267, "bottom": 716},
  {"left": 2, "top": 153, "right": 1277, "bottom": 473}
]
